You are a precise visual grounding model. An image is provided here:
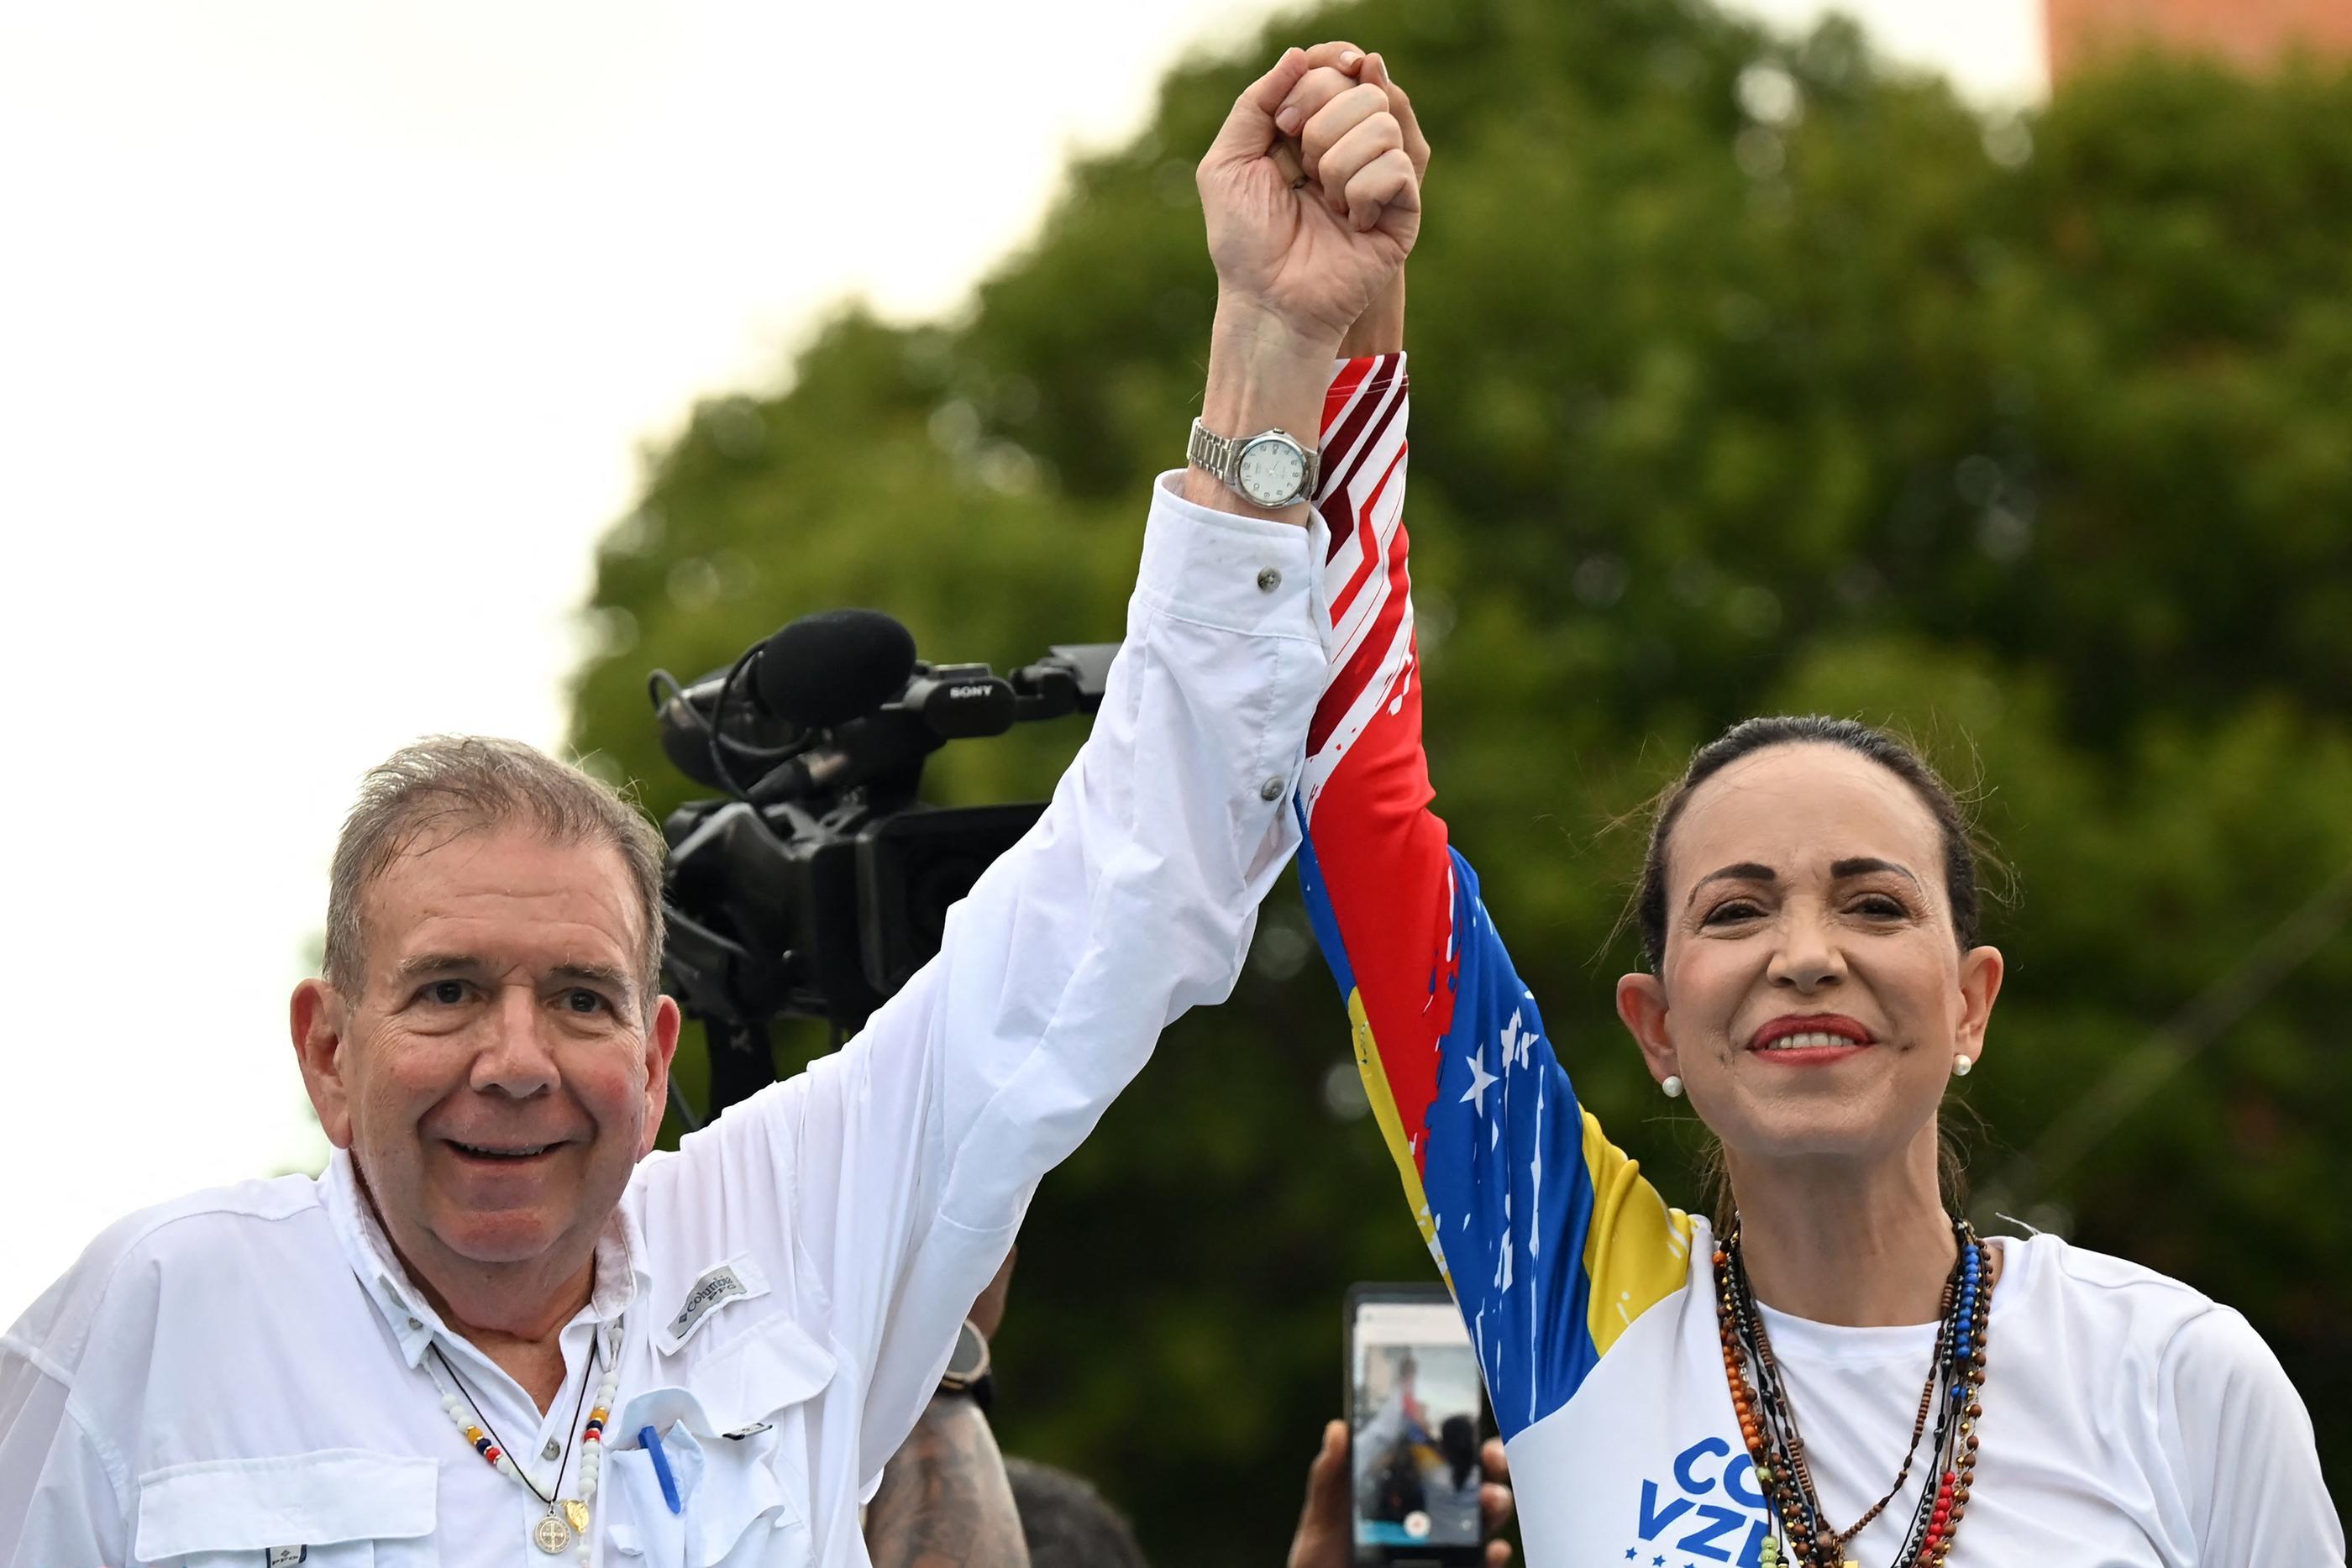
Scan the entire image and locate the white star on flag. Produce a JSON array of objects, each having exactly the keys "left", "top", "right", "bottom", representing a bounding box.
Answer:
[
  {"left": 1500, "top": 1009, "right": 1537, "bottom": 1070},
  {"left": 1461, "top": 1046, "right": 1499, "bottom": 1112}
]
